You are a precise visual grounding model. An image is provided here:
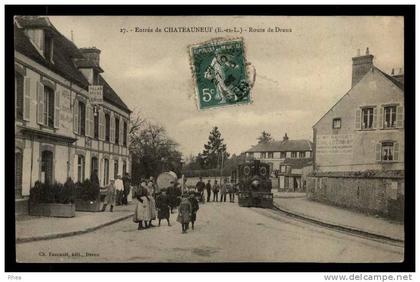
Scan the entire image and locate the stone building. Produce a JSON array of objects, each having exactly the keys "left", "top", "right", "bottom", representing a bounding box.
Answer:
[
  {"left": 308, "top": 48, "right": 404, "bottom": 219},
  {"left": 14, "top": 16, "right": 131, "bottom": 214}
]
